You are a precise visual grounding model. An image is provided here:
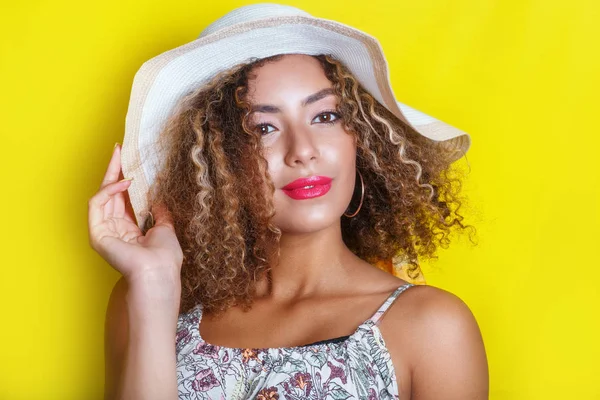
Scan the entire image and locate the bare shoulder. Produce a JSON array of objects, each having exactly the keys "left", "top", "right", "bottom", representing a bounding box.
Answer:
[
  {"left": 387, "top": 284, "right": 482, "bottom": 333},
  {"left": 104, "top": 276, "right": 129, "bottom": 400},
  {"left": 380, "top": 284, "right": 489, "bottom": 400}
]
